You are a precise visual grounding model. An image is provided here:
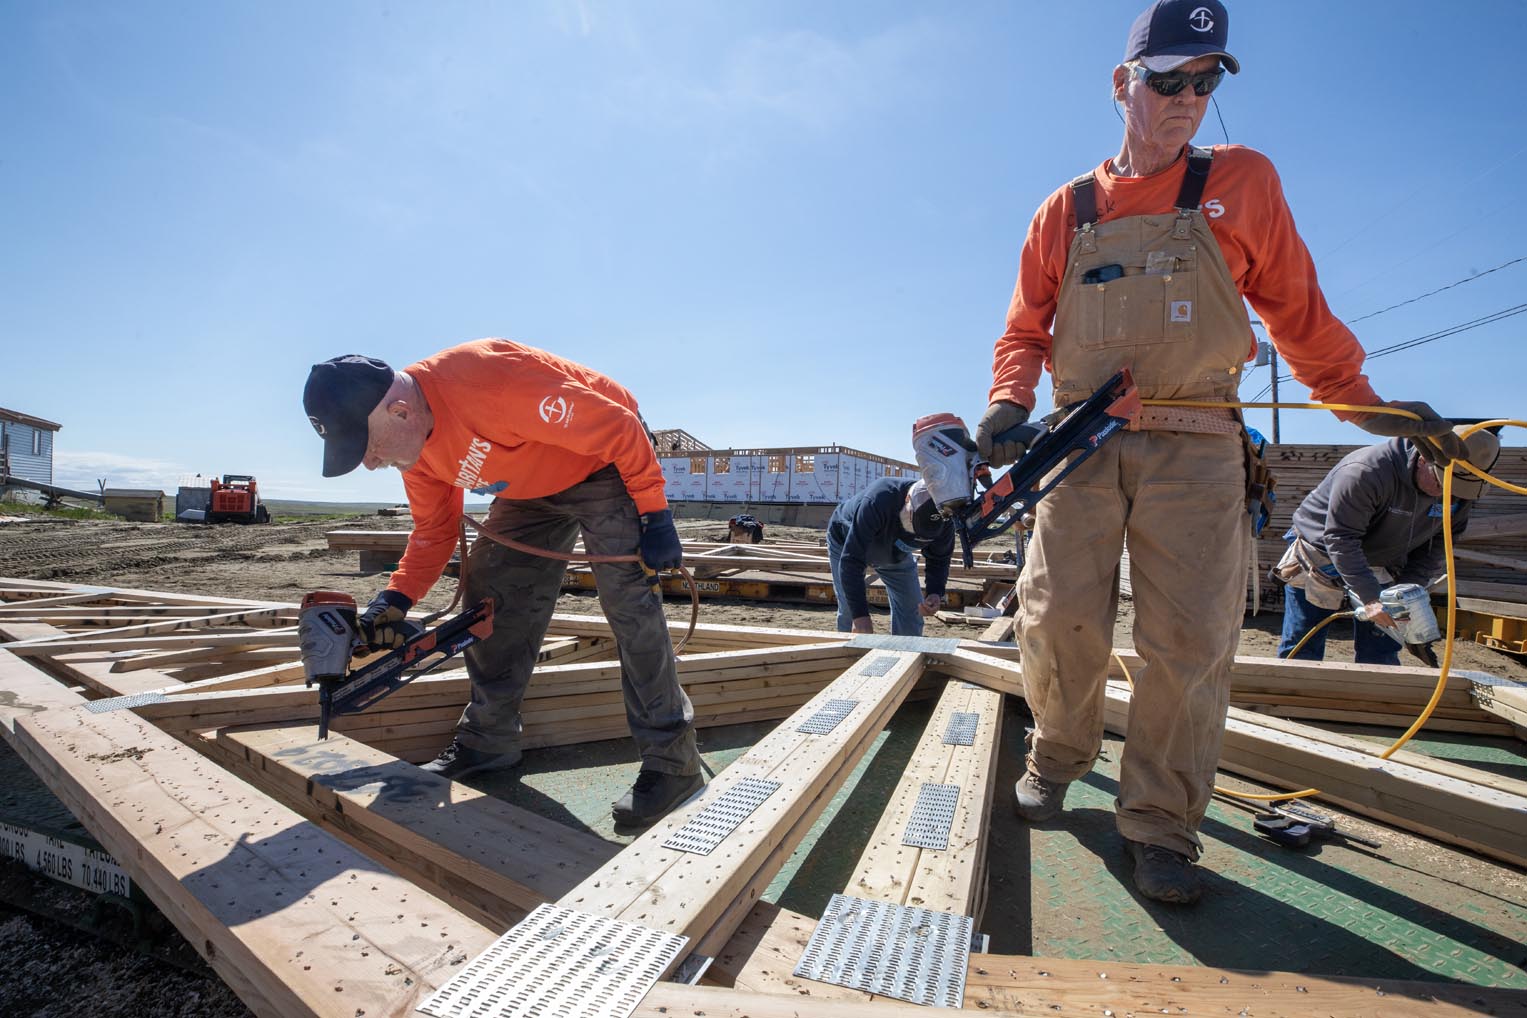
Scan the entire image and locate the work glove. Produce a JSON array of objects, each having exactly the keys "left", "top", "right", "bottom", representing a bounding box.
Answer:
[
  {"left": 917, "top": 594, "right": 944, "bottom": 618},
  {"left": 974, "top": 401, "right": 1032, "bottom": 468},
  {"left": 358, "top": 589, "right": 413, "bottom": 651},
  {"left": 1353, "top": 401, "right": 1467, "bottom": 463},
  {"left": 639, "top": 509, "right": 684, "bottom": 572}
]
